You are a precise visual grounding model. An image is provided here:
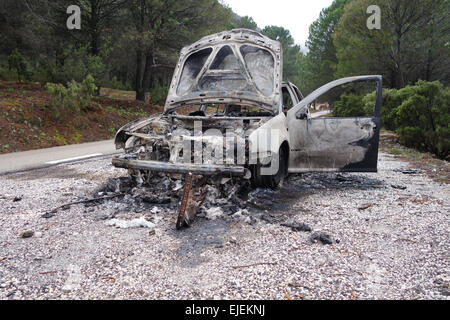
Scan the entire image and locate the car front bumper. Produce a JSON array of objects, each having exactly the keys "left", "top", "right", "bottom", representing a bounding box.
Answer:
[{"left": 112, "top": 157, "right": 246, "bottom": 177}]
